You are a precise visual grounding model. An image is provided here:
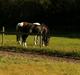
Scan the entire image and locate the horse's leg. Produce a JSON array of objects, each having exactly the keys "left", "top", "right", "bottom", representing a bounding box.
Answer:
[
  {"left": 37, "top": 35, "right": 40, "bottom": 45},
  {"left": 16, "top": 34, "right": 20, "bottom": 44},
  {"left": 22, "top": 35, "right": 28, "bottom": 47},
  {"left": 42, "top": 36, "right": 45, "bottom": 47},
  {"left": 34, "top": 35, "right": 37, "bottom": 45},
  {"left": 19, "top": 35, "right": 22, "bottom": 45},
  {"left": 34, "top": 35, "right": 39, "bottom": 45},
  {"left": 42, "top": 41, "right": 45, "bottom": 47},
  {"left": 16, "top": 34, "right": 19, "bottom": 43},
  {"left": 42, "top": 39, "right": 45, "bottom": 47},
  {"left": 42, "top": 35, "right": 48, "bottom": 47},
  {"left": 16, "top": 26, "right": 22, "bottom": 45},
  {"left": 16, "top": 33, "right": 22, "bottom": 45},
  {"left": 22, "top": 42, "right": 27, "bottom": 47}
]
